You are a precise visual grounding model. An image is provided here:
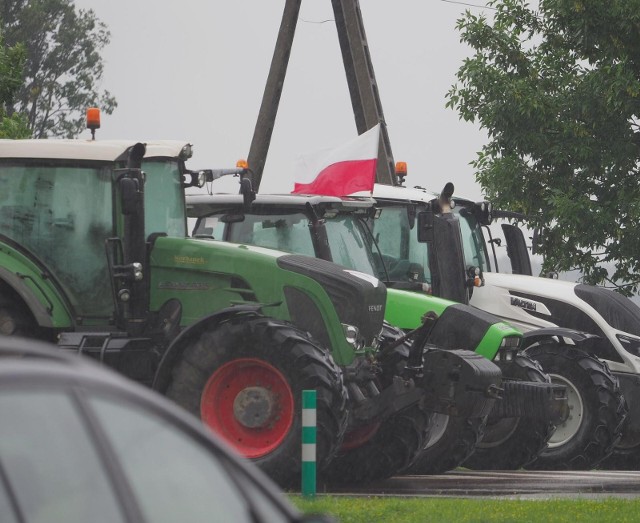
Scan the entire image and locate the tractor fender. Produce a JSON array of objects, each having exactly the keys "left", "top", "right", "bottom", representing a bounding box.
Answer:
[
  {"left": 521, "top": 327, "right": 600, "bottom": 352},
  {"left": 0, "top": 267, "right": 59, "bottom": 328},
  {"left": 152, "top": 304, "right": 265, "bottom": 392}
]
